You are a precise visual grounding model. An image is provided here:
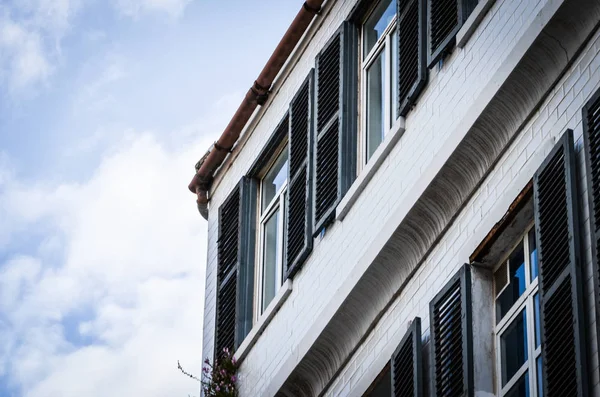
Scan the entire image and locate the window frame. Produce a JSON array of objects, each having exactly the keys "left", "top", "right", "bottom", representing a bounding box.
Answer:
[
  {"left": 493, "top": 223, "right": 542, "bottom": 397},
  {"left": 255, "top": 143, "right": 289, "bottom": 322},
  {"left": 358, "top": 0, "right": 399, "bottom": 168}
]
